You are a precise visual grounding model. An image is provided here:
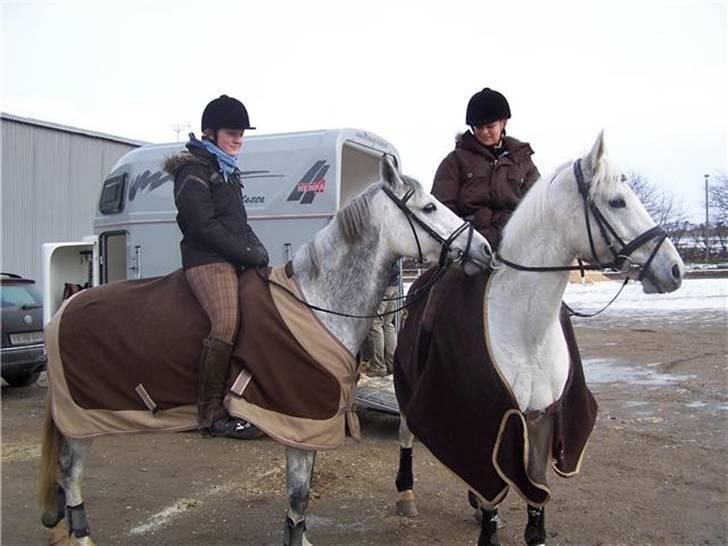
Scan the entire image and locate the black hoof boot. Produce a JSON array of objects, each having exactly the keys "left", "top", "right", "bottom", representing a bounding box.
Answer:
[
  {"left": 283, "top": 516, "right": 306, "bottom": 546},
  {"left": 477, "top": 508, "right": 500, "bottom": 546},
  {"left": 524, "top": 505, "right": 546, "bottom": 546}
]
